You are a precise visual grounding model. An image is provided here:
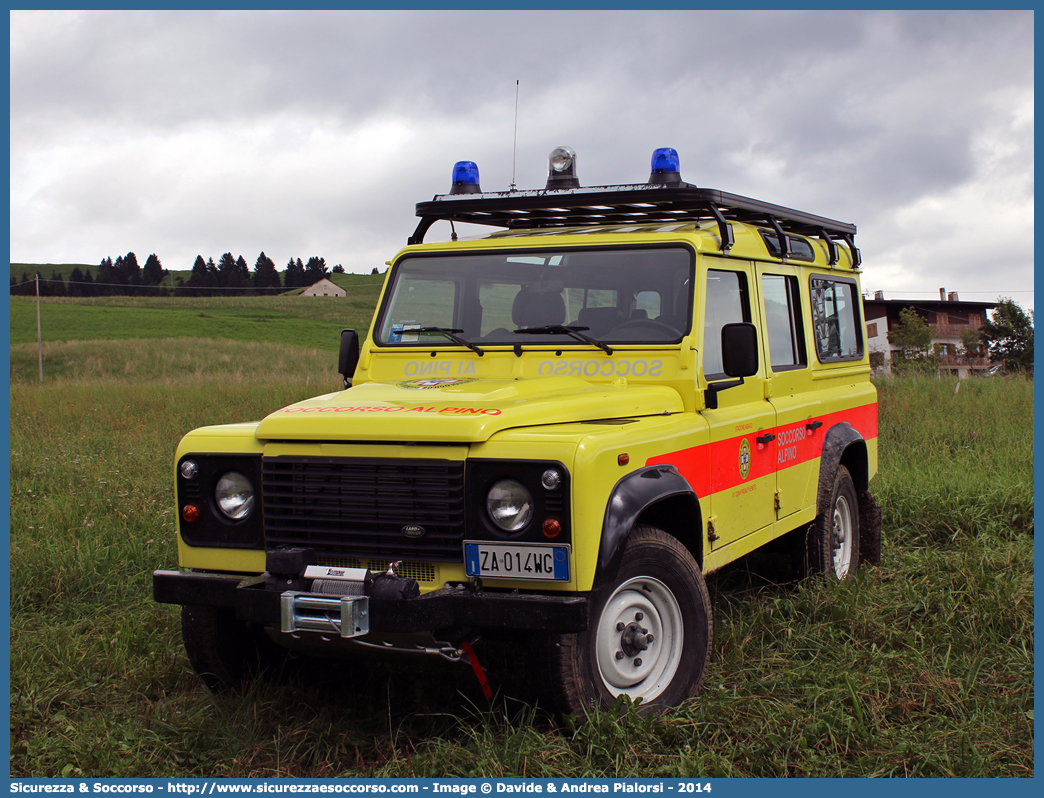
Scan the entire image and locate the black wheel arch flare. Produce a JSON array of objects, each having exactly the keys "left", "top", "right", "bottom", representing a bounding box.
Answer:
[
  {"left": 595, "top": 465, "right": 701, "bottom": 588},
  {"left": 816, "top": 422, "right": 869, "bottom": 516},
  {"left": 816, "top": 422, "right": 880, "bottom": 568}
]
